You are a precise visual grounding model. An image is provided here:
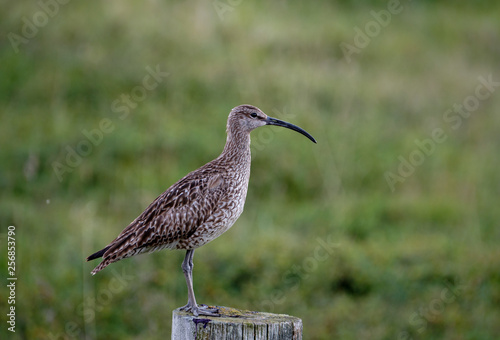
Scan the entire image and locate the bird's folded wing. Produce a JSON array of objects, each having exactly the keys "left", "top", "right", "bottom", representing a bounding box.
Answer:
[{"left": 101, "top": 170, "right": 226, "bottom": 261}]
